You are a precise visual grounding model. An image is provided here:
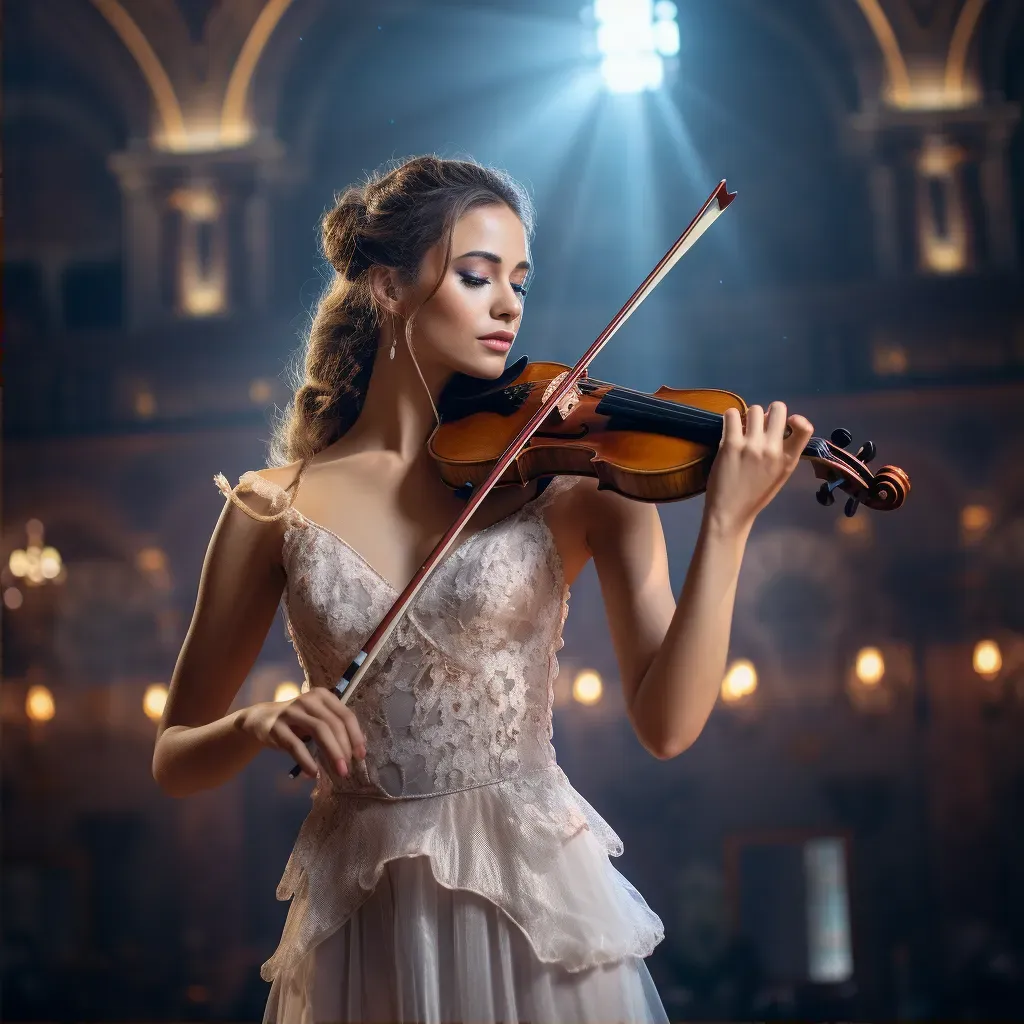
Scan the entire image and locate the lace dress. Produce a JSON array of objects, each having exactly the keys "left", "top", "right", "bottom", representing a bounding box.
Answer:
[{"left": 215, "top": 470, "right": 668, "bottom": 1024}]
